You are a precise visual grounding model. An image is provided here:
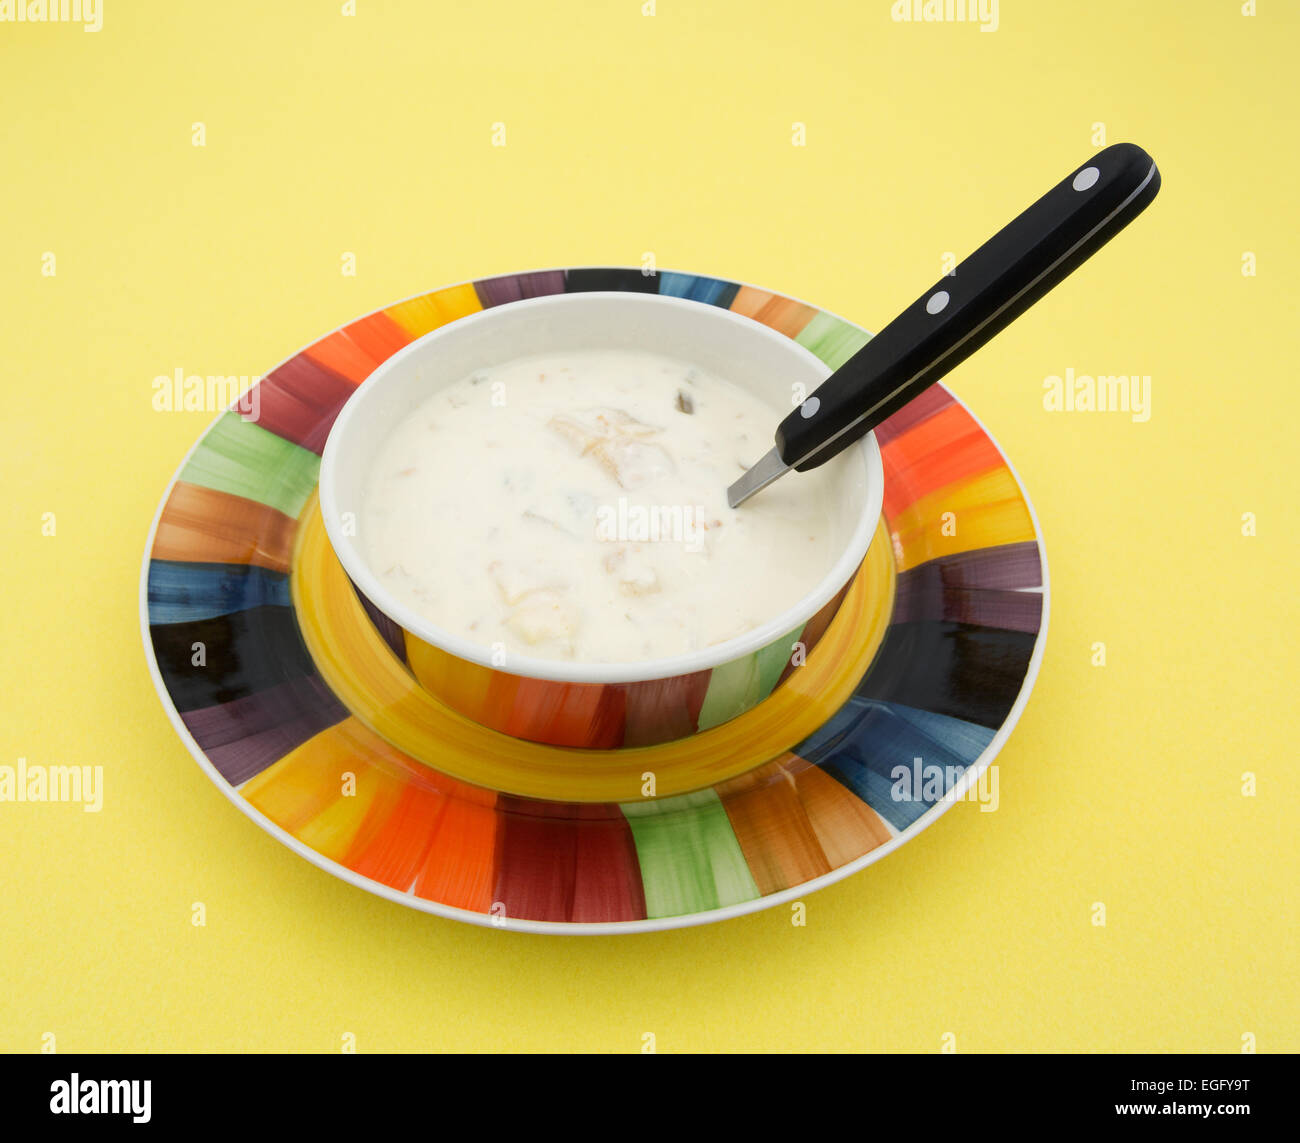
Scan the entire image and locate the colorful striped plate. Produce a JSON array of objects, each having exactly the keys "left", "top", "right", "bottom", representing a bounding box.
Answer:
[{"left": 139, "top": 268, "right": 1049, "bottom": 934}]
